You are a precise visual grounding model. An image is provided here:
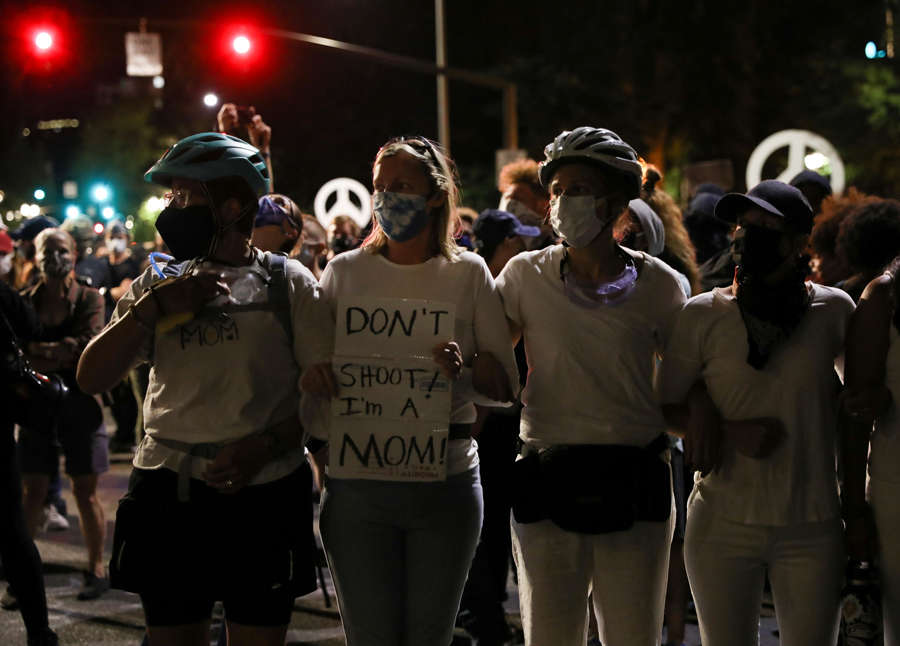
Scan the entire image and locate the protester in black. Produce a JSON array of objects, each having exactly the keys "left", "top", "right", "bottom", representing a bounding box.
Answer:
[{"left": 0, "top": 280, "right": 59, "bottom": 645}]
